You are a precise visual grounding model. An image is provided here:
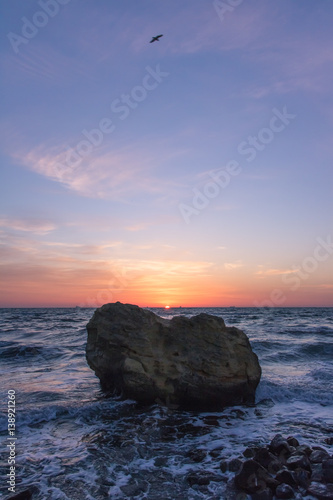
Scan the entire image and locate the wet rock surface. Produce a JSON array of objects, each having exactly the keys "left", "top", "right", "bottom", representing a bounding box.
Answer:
[
  {"left": 231, "top": 434, "right": 333, "bottom": 500},
  {"left": 86, "top": 302, "right": 261, "bottom": 409}
]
